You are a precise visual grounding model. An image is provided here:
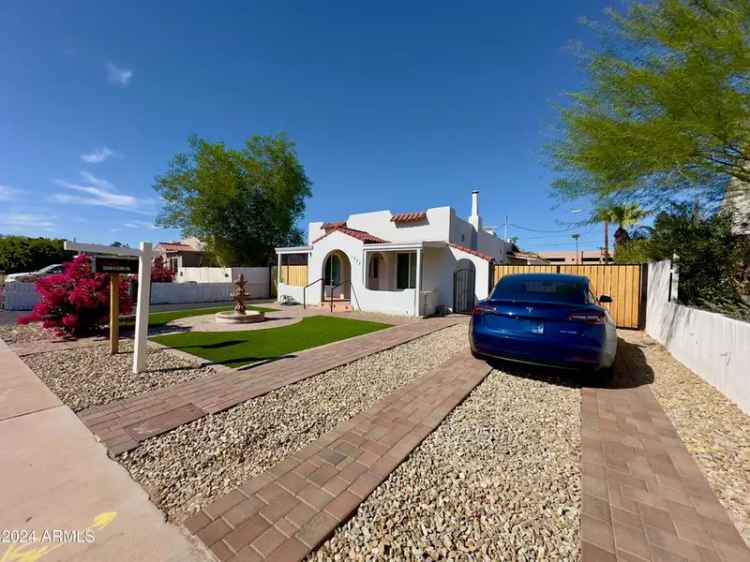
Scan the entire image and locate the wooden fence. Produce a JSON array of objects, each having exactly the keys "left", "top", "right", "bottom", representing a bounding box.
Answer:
[
  {"left": 280, "top": 265, "right": 308, "bottom": 287},
  {"left": 492, "top": 264, "right": 645, "bottom": 329}
]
